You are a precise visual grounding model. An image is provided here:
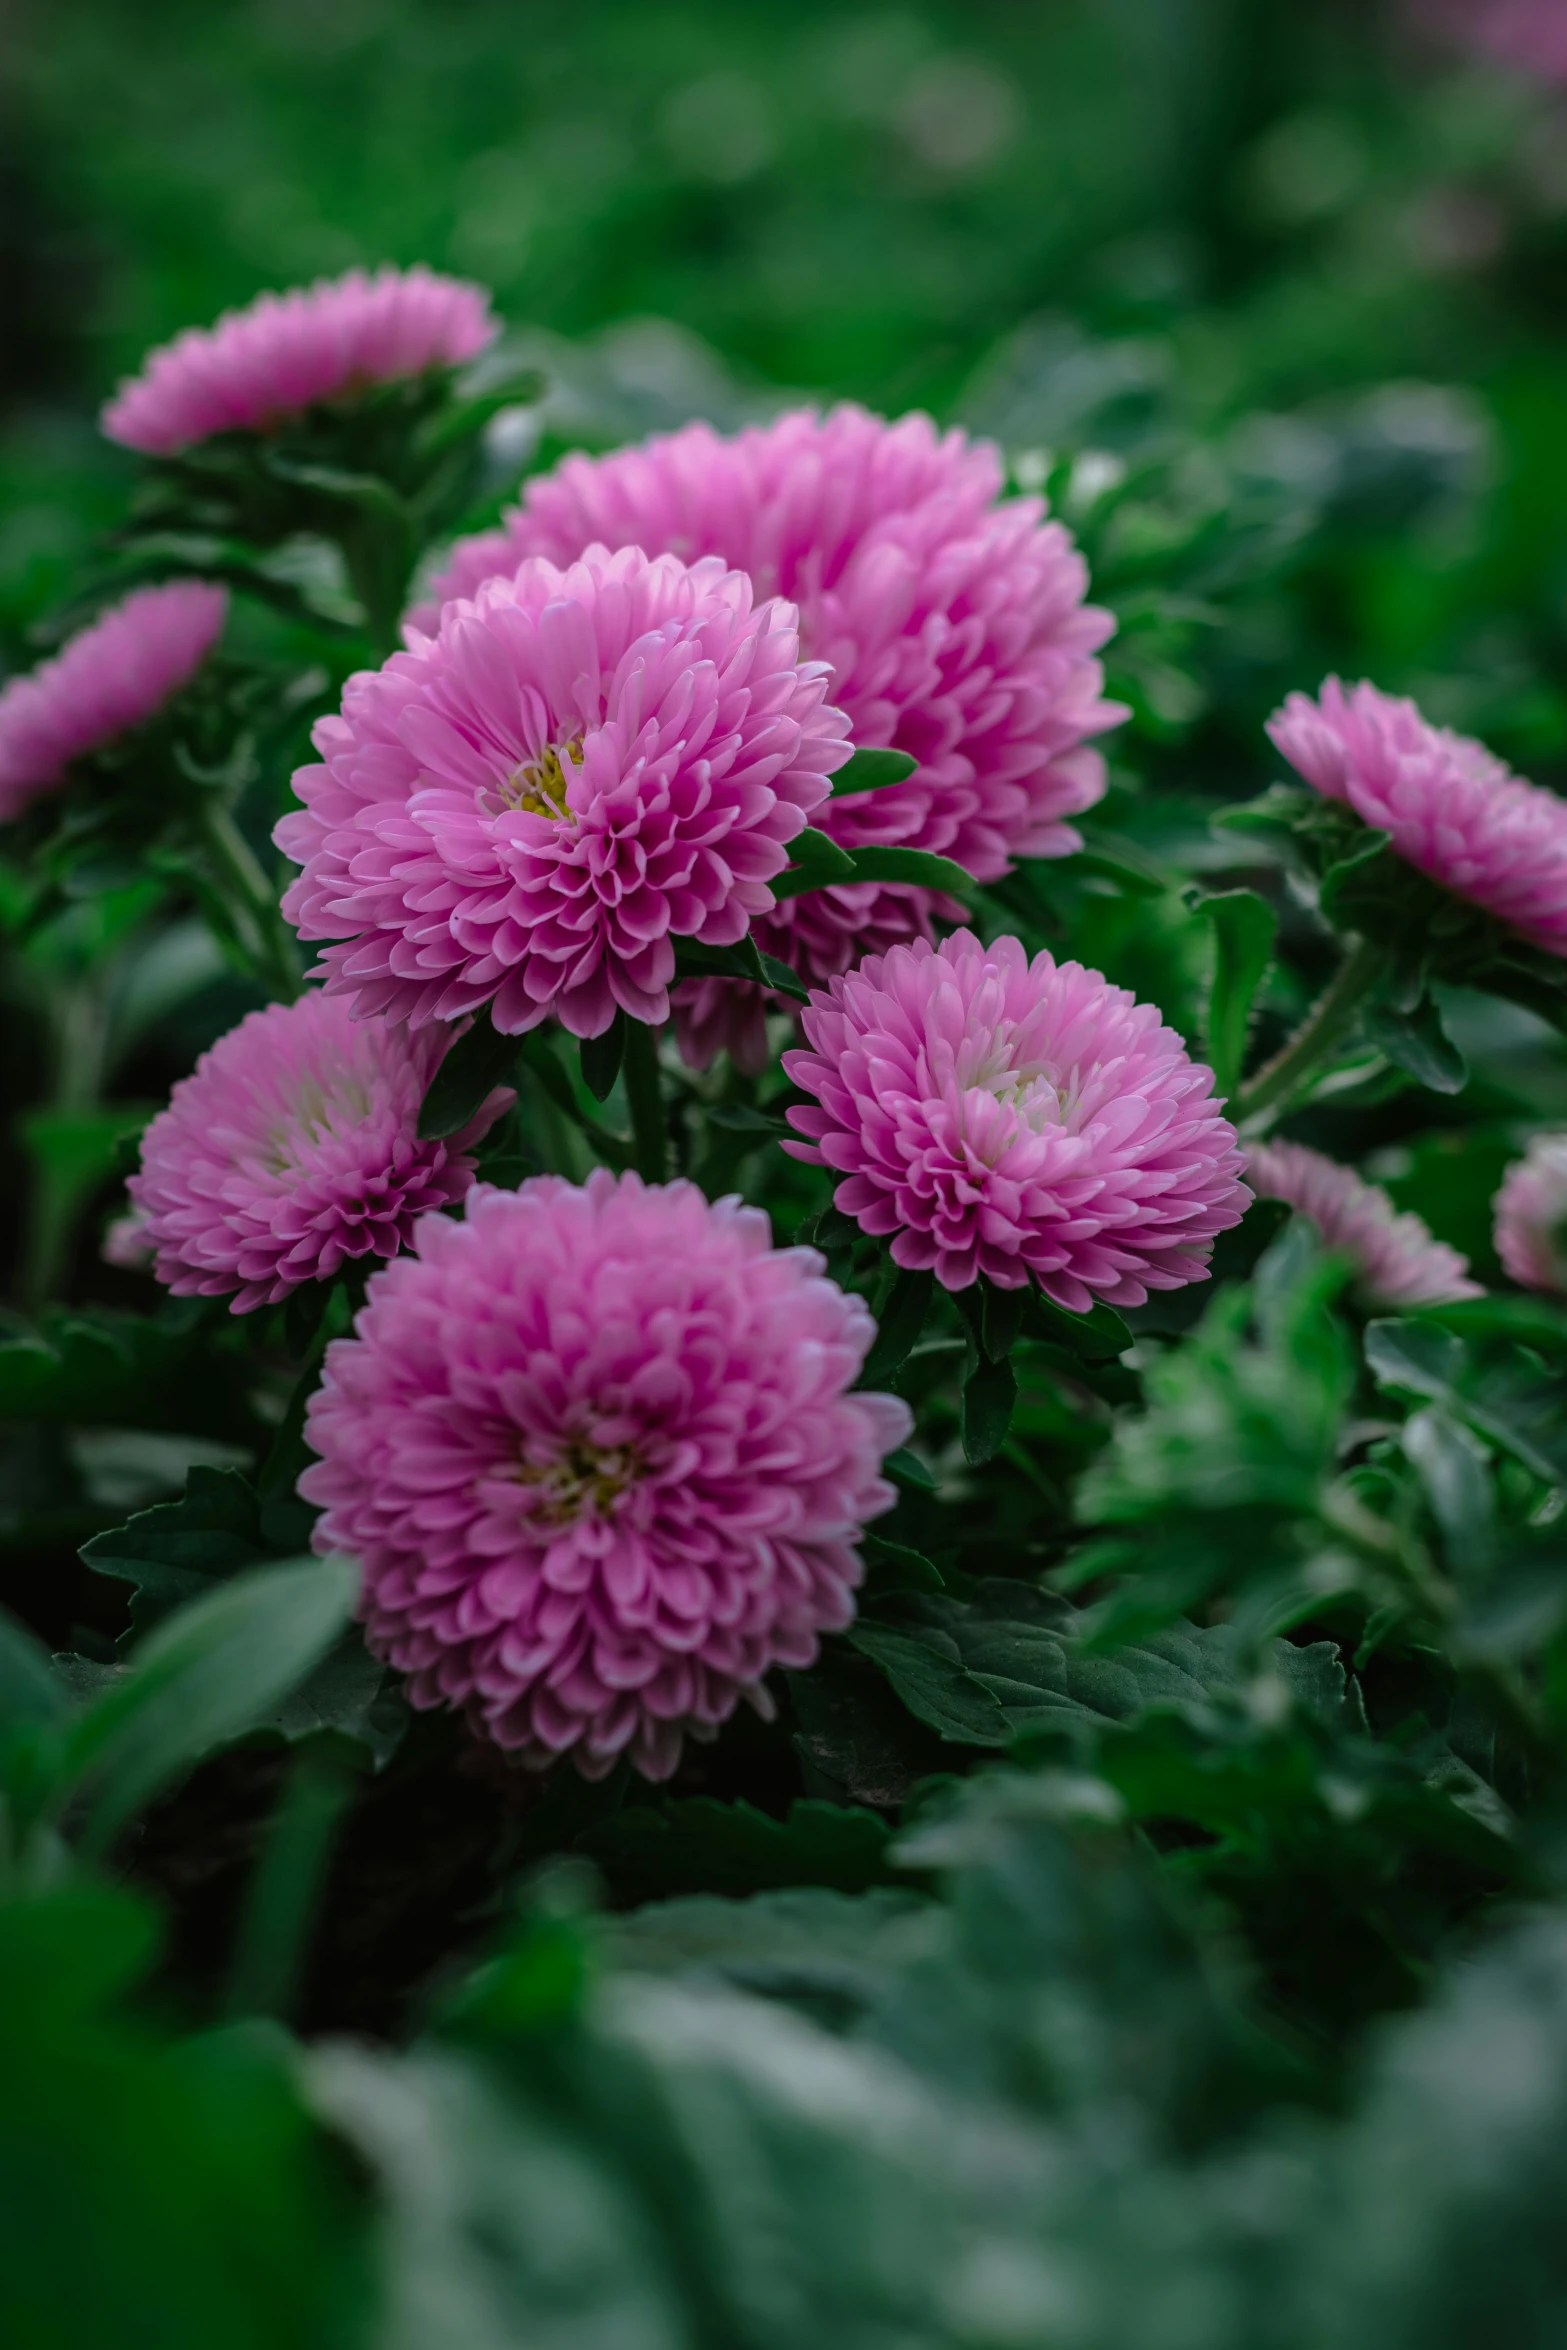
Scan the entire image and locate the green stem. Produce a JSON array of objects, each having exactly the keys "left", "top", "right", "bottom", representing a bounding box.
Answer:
[
  {"left": 1237, "top": 935, "right": 1385, "bottom": 1128},
  {"left": 197, "top": 800, "right": 301, "bottom": 1002},
  {"left": 622, "top": 1018, "right": 670, "bottom": 1183},
  {"left": 225, "top": 1750, "right": 355, "bottom": 2023}
]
